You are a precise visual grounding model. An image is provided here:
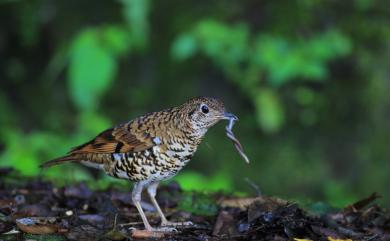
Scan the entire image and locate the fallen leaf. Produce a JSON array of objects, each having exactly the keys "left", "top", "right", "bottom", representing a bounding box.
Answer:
[
  {"left": 212, "top": 210, "right": 237, "bottom": 236},
  {"left": 218, "top": 196, "right": 288, "bottom": 211},
  {"left": 344, "top": 192, "right": 381, "bottom": 212},
  {"left": 15, "top": 204, "right": 53, "bottom": 218},
  {"left": 131, "top": 229, "right": 165, "bottom": 238},
  {"left": 67, "top": 224, "right": 104, "bottom": 240},
  {"left": 16, "top": 217, "right": 60, "bottom": 234},
  {"left": 0, "top": 199, "right": 16, "bottom": 208},
  {"left": 327, "top": 237, "right": 353, "bottom": 241},
  {"left": 247, "top": 196, "right": 289, "bottom": 222},
  {"left": 218, "top": 197, "right": 258, "bottom": 210},
  {"left": 78, "top": 214, "right": 104, "bottom": 224},
  {"left": 311, "top": 225, "right": 340, "bottom": 239}
]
